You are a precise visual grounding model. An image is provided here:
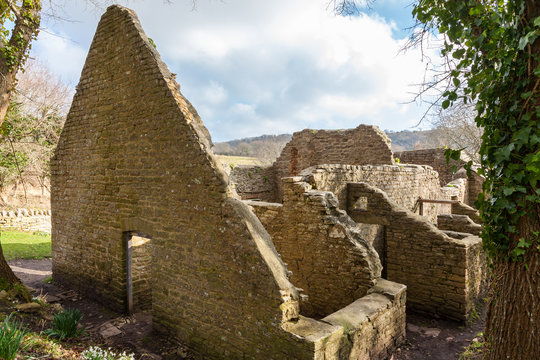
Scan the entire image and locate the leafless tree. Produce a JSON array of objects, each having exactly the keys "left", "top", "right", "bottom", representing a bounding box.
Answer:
[{"left": 432, "top": 101, "right": 482, "bottom": 162}]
